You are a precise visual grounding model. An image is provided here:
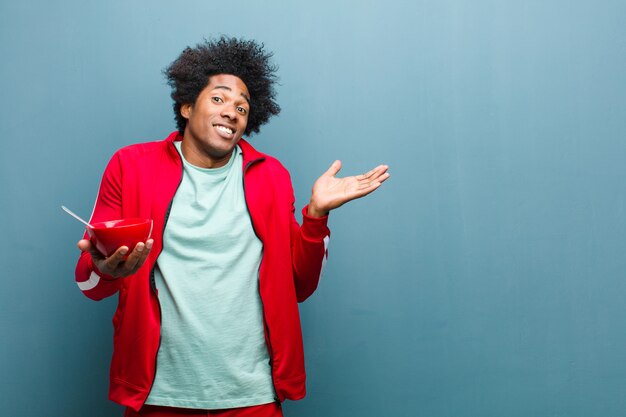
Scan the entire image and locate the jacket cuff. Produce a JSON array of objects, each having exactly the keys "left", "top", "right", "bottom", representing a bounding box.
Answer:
[{"left": 301, "top": 205, "right": 330, "bottom": 241}]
